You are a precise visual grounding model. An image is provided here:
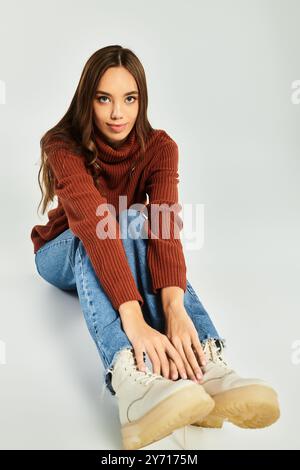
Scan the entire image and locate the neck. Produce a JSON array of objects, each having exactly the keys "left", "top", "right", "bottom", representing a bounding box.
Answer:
[
  {"left": 94, "top": 126, "right": 140, "bottom": 163},
  {"left": 95, "top": 127, "right": 130, "bottom": 148}
]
